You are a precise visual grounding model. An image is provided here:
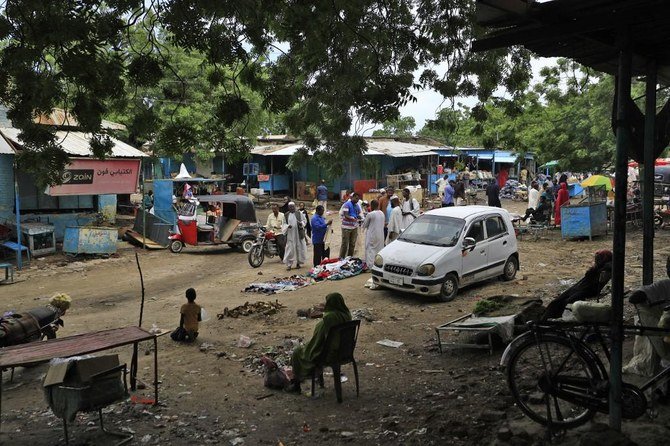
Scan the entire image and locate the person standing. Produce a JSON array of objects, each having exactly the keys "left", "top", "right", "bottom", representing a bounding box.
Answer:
[
  {"left": 266, "top": 204, "right": 286, "bottom": 260},
  {"left": 401, "top": 187, "right": 420, "bottom": 229},
  {"left": 378, "top": 186, "right": 394, "bottom": 239},
  {"left": 386, "top": 196, "right": 403, "bottom": 243},
  {"left": 362, "top": 199, "right": 385, "bottom": 269},
  {"left": 442, "top": 180, "right": 455, "bottom": 207},
  {"left": 298, "top": 202, "right": 312, "bottom": 239},
  {"left": 554, "top": 182, "right": 570, "bottom": 226},
  {"left": 486, "top": 179, "right": 501, "bottom": 207},
  {"left": 284, "top": 202, "right": 307, "bottom": 270},
  {"left": 339, "top": 192, "right": 361, "bottom": 258},
  {"left": 316, "top": 180, "right": 328, "bottom": 210},
  {"left": 310, "top": 205, "right": 332, "bottom": 266},
  {"left": 527, "top": 181, "right": 540, "bottom": 214},
  {"left": 435, "top": 175, "right": 448, "bottom": 200},
  {"left": 454, "top": 178, "right": 466, "bottom": 206}
]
